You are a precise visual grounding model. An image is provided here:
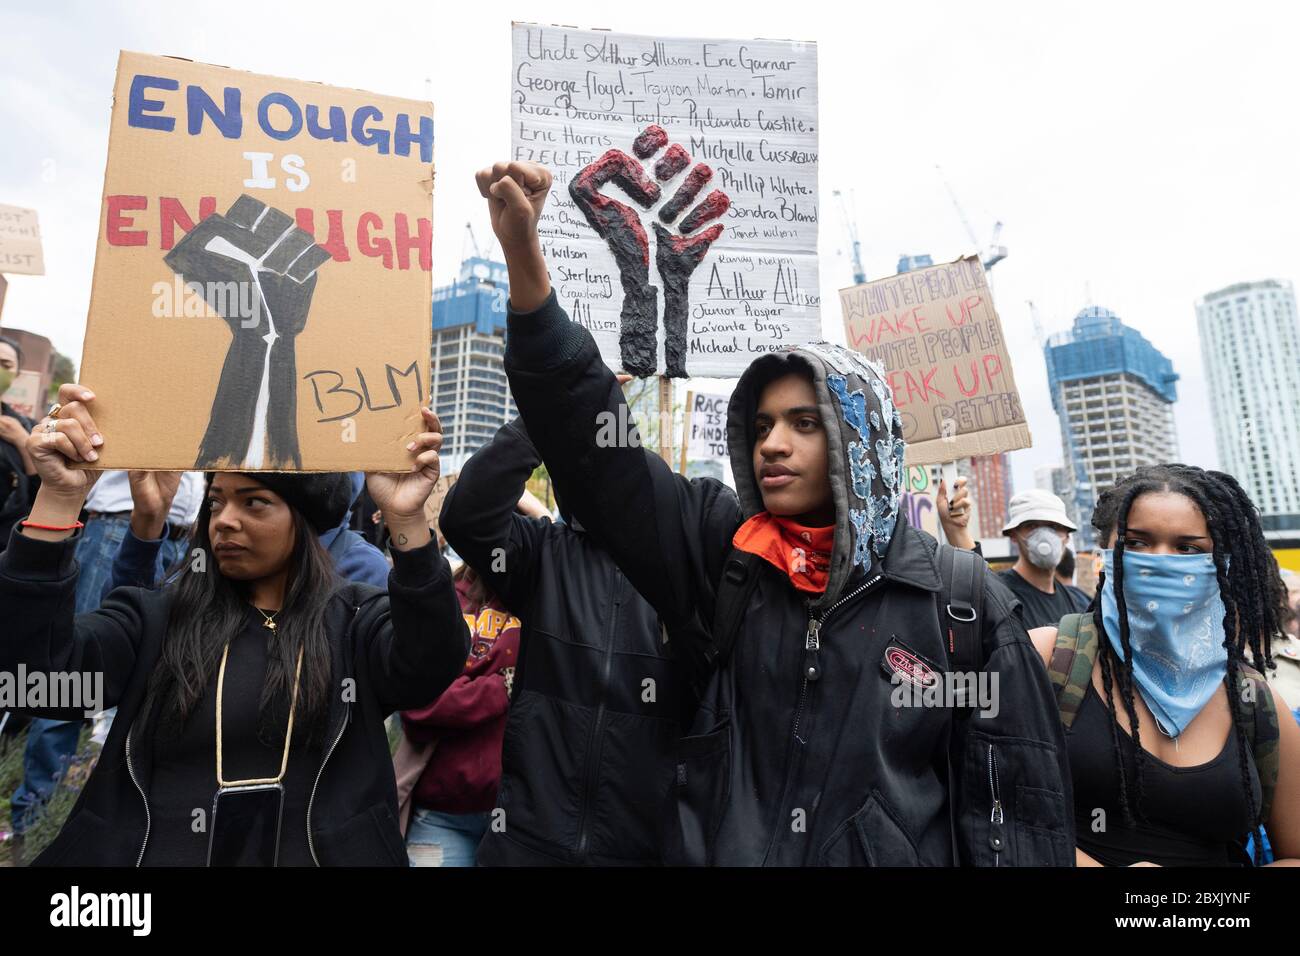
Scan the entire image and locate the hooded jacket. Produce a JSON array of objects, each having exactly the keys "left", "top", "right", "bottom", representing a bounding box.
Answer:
[
  {"left": 0, "top": 525, "right": 468, "bottom": 866},
  {"left": 504, "top": 291, "right": 1075, "bottom": 866}
]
